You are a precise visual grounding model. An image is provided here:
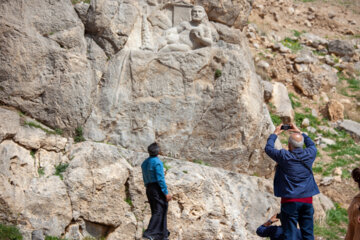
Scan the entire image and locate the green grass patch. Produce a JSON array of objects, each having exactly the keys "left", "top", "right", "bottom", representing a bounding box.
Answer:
[
  {"left": 281, "top": 37, "right": 303, "bottom": 52},
  {"left": 24, "top": 121, "right": 61, "bottom": 135},
  {"left": 71, "top": 0, "right": 90, "bottom": 4},
  {"left": 45, "top": 237, "right": 68, "bottom": 240},
  {"left": 38, "top": 167, "right": 45, "bottom": 176},
  {"left": 321, "top": 129, "right": 360, "bottom": 176},
  {"left": 312, "top": 50, "right": 326, "bottom": 56},
  {"left": 193, "top": 159, "right": 210, "bottom": 166},
  {"left": 163, "top": 161, "right": 171, "bottom": 171},
  {"left": 270, "top": 113, "right": 282, "bottom": 126},
  {"left": 124, "top": 197, "right": 133, "bottom": 207},
  {"left": 288, "top": 93, "right": 302, "bottom": 108},
  {"left": 314, "top": 203, "right": 348, "bottom": 240},
  {"left": 30, "top": 149, "right": 36, "bottom": 159},
  {"left": 292, "top": 30, "right": 305, "bottom": 38},
  {"left": 54, "top": 163, "right": 69, "bottom": 180},
  {"left": 295, "top": 112, "right": 321, "bottom": 129},
  {"left": 0, "top": 224, "right": 23, "bottom": 240},
  {"left": 182, "top": 170, "right": 188, "bottom": 174},
  {"left": 74, "top": 126, "right": 85, "bottom": 143}
]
